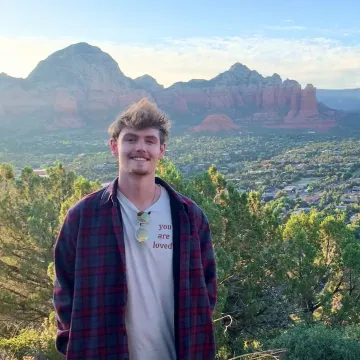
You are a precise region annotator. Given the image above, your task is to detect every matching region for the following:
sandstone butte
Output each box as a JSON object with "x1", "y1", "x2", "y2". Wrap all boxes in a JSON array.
[
  {"x1": 0, "y1": 42, "x2": 338, "y2": 133},
  {"x1": 191, "y1": 114, "x2": 240, "y2": 132}
]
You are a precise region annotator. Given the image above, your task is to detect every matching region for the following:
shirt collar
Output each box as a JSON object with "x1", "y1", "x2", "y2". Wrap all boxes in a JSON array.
[{"x1": 100, "y1": 177, "x2": 186, "y2": 207}]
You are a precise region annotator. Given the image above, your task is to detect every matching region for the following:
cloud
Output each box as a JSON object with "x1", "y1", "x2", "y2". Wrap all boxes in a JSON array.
[
  {"x1": 0, "y1": 34, "x2": 359, "y2": 89},
  {"x1": 264, "y1": 25, "x2": 307, "y2": 31},
  {"x1": 311, "y1": 27, "x2": 360, "y2": 37}
]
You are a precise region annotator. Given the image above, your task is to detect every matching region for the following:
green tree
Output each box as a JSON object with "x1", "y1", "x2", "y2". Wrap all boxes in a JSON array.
[
  {"x1": 158, "y1": 163, "x2": 291, "y2": 357},
  {"x1": 3, "y1": 159, "x2": 360, "y2": 359},
  {"x1": 282, "y1": 211, "x2": 360, "y2": 324},
  {"x1": 0, "y1": 165, "x2": 100, "y2": 328},
  {"x1": 271, "y1": 324, "x2": 360, "y2": 360}
]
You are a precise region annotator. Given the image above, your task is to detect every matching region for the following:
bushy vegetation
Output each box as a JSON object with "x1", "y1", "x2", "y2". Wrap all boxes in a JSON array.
[
  {"x1": 1, "y1": 159, "x2": 360, "y2": 359},
  {"x1": 270, "y1": 324, "x2": 360, "y2": 360}
]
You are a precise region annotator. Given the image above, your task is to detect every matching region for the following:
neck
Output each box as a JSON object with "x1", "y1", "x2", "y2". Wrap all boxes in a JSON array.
[{"x1": 118, "y1": 172, "x2": 159, "y2": 212}]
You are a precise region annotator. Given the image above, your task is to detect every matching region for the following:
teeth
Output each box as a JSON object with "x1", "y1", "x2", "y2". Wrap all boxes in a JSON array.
[{"x1": 133, "y1": 157, "x2": 147, "y2": 161}]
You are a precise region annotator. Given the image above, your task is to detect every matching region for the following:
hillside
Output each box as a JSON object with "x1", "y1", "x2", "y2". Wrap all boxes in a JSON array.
[
  {"x1": 317, "y1": 89, "x2": 360, "y2": 111},
  {"x1": 0, "y1": 42, "x2": 351, "y2": 135}
]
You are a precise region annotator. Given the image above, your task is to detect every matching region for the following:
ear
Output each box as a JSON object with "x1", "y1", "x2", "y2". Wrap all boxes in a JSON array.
[
  {"x1": 159, "y1": 143, "x2": 166, "y2": 159},
  {"x1": 109, "y1": 138, "x2": 118, "y2": 157}
]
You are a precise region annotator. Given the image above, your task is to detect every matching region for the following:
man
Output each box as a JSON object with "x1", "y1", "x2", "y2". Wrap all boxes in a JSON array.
[{"x1": 53, "y1": 98, "x2": 217, "y2": 360}]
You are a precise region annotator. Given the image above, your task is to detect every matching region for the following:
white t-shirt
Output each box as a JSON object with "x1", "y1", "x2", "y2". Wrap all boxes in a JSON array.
[{"x1": 117, "y1": 185, "x2": 176, "y2": 360}]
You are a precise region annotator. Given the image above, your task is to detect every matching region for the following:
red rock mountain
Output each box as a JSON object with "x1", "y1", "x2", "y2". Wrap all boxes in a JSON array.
[
  {"x1": 0, "y1": 42, "x2": 338, "y2": 134},
  {"x1": 192, "y1": 114, "x2": 240, "y2": 132}
]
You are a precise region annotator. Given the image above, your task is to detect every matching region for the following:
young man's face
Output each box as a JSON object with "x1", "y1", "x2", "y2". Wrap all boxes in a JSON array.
[{"x1": 110, "y1": 127, "x2": 166, "y2": 177}]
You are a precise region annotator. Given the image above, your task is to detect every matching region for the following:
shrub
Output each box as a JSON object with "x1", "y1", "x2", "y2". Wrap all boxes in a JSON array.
[
  {"x1": 0, "y1": 313, "x2": 63, "y2": 360},
  {"x1": 270, "y1": 324, "x2": 360, "y2": 360}
]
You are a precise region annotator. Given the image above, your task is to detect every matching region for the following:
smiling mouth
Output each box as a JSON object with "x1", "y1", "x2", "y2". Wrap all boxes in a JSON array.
[{"x1": 131, "y1": 157, "x2": 148, "y2": 161}]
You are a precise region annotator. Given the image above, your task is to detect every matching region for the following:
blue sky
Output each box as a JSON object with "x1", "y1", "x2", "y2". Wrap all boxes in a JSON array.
[{"x1": 0, "y1": 0, "x2": 359, "y2": 88}]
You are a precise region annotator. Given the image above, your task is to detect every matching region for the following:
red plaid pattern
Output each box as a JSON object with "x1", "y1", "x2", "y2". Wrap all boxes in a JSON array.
[{"x1": 53, "y1": 177, "x2": 217, "y2": 359}]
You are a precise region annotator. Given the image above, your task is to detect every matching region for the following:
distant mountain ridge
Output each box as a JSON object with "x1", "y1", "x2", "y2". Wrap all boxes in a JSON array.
[
  {"x1": 0, "y1": 42, "x2": 356, "y2": 135},
  {"x1": 27, "y1": 42, "x2": 136, "y2": 88},
  {"x1": 317, "y1": 89, "x2": 360, "y2": 111}
]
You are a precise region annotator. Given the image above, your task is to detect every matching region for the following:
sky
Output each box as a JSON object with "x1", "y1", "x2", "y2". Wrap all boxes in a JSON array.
[{"x1": 0, "y1": 0, "x2": 359, "y2": 89}]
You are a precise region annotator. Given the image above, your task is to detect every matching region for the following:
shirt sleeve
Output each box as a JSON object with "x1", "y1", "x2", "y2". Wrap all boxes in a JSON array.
[
  {"x1": 52, "y1": 206, "x2": 78, "y2": 355},
  {"x1": 198, "y1": 211, "x2": 217, "y2": 313}
]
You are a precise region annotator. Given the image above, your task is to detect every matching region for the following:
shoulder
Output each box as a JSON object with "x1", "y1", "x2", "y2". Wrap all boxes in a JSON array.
[
  {"x1": 64, "y1": 186, "x2": 108, "y2": 221},
  {"x1": 175, "y1": 191, "x2": 212, "y2": 240},
  {"x1": 56, "y1": 187, "x2": 109, "y2": 245},
  {"x1": 157, "y1": 177, "x2": 209, "y2": 226},
  {"x1": 173, "y1": 189, "x2": 208, "y2": 225}
]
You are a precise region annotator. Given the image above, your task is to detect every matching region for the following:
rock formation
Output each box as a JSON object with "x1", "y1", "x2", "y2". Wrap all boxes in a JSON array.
[
  {"x1": 191, "y1": 114, "x2": 240, "y2": 132},
  {"x1": 0, "y1": 42, "x2": 339, "y2": 133},
  {"x1": 133, "y1": 75, "x2": 164, "y2": 92},
  {"x1": 276, "y1": 84, "x2": 337, "y2": 131},
  {"x1": 285, "y1": 84, "x2": 318, "y2": 123}
]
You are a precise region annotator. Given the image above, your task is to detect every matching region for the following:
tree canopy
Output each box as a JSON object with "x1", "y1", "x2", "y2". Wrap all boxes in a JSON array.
[{"x1": 1, "y1": 160, "x2": 360, "y2": 359}]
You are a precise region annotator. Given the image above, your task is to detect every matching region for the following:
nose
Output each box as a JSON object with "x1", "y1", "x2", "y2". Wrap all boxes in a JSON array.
[{"x1": 135, "y1": 138, "x2": 146, "y2": 152}]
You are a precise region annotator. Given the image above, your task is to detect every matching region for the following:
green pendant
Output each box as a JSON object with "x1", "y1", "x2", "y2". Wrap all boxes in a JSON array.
[
  {"x1": 136, "y1": 227, "x2": 149, "y2": 242},
  {"x1": 137, "y1": 211, "x2": 151, "y2": 224}
]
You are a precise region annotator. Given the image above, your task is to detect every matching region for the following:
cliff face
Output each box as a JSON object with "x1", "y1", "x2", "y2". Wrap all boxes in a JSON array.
[
  {"x1": 133, "y1": 75, "x2": 164, "y2": 92},
  {"x1": 284, "y1": 84, "x2": 318, "y2": 122},
  {"x1": 0, "y1": 43, "x2": 149, "y2": 129},
  {"x1": 0, "y1": 42, "x2": 338, "y2": 133},
  {"x1": 152, "y1": 66, "x2": 299, "y2": 112},
  {"x1": 277, "y1": 84, "x2": 337, "y2": 132}
]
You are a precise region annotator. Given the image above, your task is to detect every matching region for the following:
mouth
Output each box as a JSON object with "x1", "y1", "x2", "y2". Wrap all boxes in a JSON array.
[{"x1": 130, "y1": 156, "x2": 149, "y2": 162}]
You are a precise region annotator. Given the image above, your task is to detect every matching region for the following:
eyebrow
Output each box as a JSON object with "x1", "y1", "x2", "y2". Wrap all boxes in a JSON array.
[{"x1": 123, "y1": 133, "x2": 158, "y2": 141}]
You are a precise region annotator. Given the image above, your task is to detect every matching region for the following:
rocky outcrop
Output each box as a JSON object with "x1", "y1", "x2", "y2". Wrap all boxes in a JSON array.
[
  {"x1": 153, "y1": 86, "x2": 246, "y2": 111},
  {"x1": 54, "y1": 89, "x2": 78, "y2": 113},
  {"x1": 134, "y1": 75, "x2": 164, "y2": 92},
  {"x1": 284, "y1": 86, "x2": 302, "y2": 123},
  {"x1": 275, "y1": 84, "x2": 337, "y2": 131},
  {"x1": 0, "y1": 42, "x2": 339, "y2": 133},
  {"x1": 153, "y1": 65, "x2": 300, "y2": 113},
  {"x1": 299, "y1": 84, "x2": 318, "y2": 118},
  {"x1": 191, "y1": 114, "x2": 240, "y2": 132},
  {"x1": 151, "y1": 67, "x2": 332, "y2": 132},
  {"x1": 0, "y1": 85, "x2": 48, "y2": 115},
  {"x1": 285, "y1": 84, "x2": 318, "y2": 123},
  {"x1": 49, "y1": 88, "x2": 83, "y2": 129},
  {"x1": 0, "y1": 42, "x2": 149, "y2": 130},
  {"x1": 27, "y1": 42, "x2": 134, "y2": 89}
]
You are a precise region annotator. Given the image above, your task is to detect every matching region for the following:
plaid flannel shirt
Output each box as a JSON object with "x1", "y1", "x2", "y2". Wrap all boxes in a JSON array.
[{"x1": 53, "y1": 177, "x2": 217, "y2": 359}]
